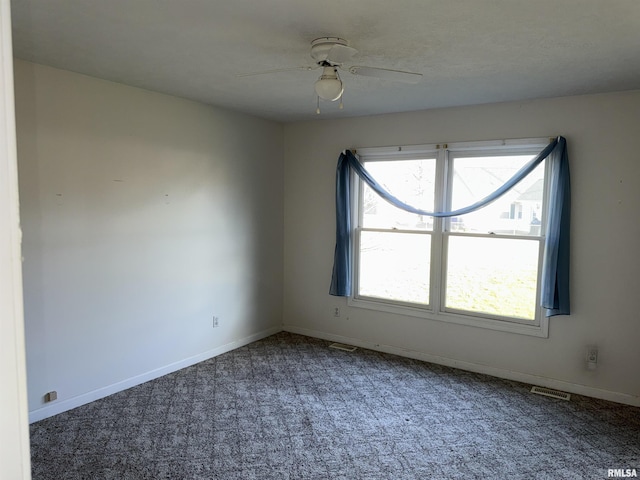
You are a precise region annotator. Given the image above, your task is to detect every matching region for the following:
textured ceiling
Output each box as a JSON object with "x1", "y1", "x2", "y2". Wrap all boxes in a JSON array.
[{"x1": 10, "y1": 0, "x2": 640, "y2": 122}]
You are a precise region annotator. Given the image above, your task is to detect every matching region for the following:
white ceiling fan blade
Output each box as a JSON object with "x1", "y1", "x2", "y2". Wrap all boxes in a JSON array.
[
  {"x1": 326, "y1": 44, "x2": 358, "y2": 64},
  {"x1": 236, "y1": 65, "x2": 317, "y2": 78},
  {"x1": 348, "y1": 66, "x2": 423, "y2": 84}
]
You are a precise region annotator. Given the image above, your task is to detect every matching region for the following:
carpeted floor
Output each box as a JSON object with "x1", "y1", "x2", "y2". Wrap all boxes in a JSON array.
[{"x1": 30, "y1": 332, "x2": 640, "y2": 479}]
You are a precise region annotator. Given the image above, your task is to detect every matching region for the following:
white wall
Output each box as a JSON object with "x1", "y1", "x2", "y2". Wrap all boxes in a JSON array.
[
  {"x1": 15, "y1": 60, "x2": 284, "y2": 420},
  {"x1": 283, "y1": 91, "x2": 640, "y2": 405}
]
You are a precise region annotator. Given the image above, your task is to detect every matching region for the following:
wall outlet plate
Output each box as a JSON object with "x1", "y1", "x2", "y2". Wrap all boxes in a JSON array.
[
  {"x1": 586, "y1": 346, "x2": 598, "y2": 370},
  {"x1": 44, "y1": 391, "x2": 57, "y2": 402}
]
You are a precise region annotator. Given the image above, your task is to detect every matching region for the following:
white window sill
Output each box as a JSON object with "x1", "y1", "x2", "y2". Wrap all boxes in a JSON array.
[{"x1": 347, "y1": 296, "x2": 549, "y2": 338}]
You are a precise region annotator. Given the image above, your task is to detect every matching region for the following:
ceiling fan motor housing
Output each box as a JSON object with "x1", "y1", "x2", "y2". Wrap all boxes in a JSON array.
[{"x1": 310, "y1": 37, "x2": 348, "y2": 64}]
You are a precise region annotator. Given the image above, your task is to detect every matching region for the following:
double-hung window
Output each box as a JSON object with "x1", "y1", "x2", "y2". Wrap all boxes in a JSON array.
[{"x1": 351, "y1": 138, "x2": 551, "y2": 336}]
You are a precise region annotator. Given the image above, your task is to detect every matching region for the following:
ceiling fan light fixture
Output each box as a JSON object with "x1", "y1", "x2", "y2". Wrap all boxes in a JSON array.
[{"x1": 314, "y1": 66, "x2": 344, "y2": 101}]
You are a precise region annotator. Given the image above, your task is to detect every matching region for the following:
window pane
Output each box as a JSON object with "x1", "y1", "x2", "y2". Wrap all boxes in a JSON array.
[
  {"x1": 451, "y1": 156, "x2": 545, "y2": 236},
  {"x1": 445, "y1": 236, "x2": 539, "y2": 320},
  {"x1": 358, "y1": 231, "x2": 430, "y2": 305},
  {"x1": 362, "y1": 159, "x2": 436, "y2": 230}
]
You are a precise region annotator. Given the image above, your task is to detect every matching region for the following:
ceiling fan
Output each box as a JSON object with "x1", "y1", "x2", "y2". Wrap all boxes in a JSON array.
[{"x1": 238, "y1": 37, "x2": 423, "y2": 113}]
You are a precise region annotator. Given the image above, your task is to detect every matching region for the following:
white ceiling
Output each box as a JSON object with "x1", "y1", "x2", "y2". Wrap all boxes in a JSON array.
[{"x1": 10, "y1": 0, "x2": 640, "y2": 123}]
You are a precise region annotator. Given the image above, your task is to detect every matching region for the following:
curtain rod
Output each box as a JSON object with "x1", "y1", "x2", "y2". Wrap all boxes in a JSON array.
[{"x1": 348, "y1": 137, "x2": 559, "y2": 156}]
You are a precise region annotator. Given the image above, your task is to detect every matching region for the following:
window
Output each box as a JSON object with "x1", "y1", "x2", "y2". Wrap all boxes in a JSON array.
[{"x1": 350, "y1": 139, "x2": 551, "y2": 336}]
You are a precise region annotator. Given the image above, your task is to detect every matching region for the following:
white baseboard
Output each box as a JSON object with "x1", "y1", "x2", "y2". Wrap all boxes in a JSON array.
[
  {"x1": 283, "y1": 325, "x2": 640, "y2": 408},
  {"x1": 29, "y1": 326, "x2": 282, "y2": 423}
]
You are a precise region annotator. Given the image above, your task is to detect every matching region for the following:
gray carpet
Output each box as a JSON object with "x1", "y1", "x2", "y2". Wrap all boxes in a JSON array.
[{"x1": 30, "y1": 332, "x2": 640, "y2": 479}]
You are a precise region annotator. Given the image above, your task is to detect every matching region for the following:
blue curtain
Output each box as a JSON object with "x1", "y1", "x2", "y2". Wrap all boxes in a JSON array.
[{"x1": 329, "y1": 137, "x2": 571, "y2": 317}]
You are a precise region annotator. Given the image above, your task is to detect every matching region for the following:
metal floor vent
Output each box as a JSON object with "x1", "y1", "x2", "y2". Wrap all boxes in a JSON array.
[
  {"x1": 329, "y1": 343, "x2": 358, "y2": 352},
  {"x1": 530, "y1": 386, "x2": 571, "y2": 401}
]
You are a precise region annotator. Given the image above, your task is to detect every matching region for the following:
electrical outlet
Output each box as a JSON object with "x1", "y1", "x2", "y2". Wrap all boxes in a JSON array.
[
  {"x1": 44, "y1": 391, "x2": 57, "y2": 402},
  {"x1": 213, "y1": 316, "x2": 220, "y2": 328},
  {"x1": 333, "y1": 307, "x2": 340, "y2": 317},
  {"x1": 586, "y1": 346, "x2": 598, "y2": 370}
]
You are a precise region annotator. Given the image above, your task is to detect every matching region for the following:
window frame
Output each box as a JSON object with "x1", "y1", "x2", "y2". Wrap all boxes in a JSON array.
[{"x1": 348, "y1": 138, "x2": 551, "y2": 338}]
